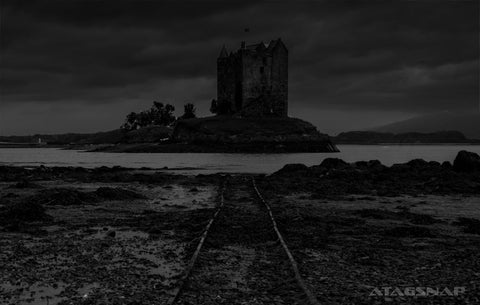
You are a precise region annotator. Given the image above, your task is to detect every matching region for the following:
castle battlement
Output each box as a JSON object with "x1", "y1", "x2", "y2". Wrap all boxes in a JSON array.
[{"x1": 217, "y1": 39, "x2": 288, "y2": 117}]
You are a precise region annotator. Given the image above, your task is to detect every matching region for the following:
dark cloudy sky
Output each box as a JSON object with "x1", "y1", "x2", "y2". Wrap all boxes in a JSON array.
[{"x1": 0, "y1": 0, "x2": 478, "y2": 136}]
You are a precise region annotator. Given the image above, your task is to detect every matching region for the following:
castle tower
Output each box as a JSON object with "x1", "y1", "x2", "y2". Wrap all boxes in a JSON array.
[{"x1": 216, "y1": 38, "x2": 288, "y2": 117}]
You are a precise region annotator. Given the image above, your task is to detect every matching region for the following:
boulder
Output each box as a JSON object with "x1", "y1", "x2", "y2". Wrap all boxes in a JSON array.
[
  {"x1": 406, "y1": 159, "x2": 430, "y2": 169},
  {"x1": 453, "y1": 150, "x2": 480, "y2": 172},
  {"x1": 320, "y1": 158, "x2": 350, "y2": 170},
  {"x1": 354, "y1": 160, "x2": 385, "y2": 171},
  {"x1": 441, "y1": 161, "x2": 452, "y2": 169},
  {"x1": 273, "y1": 164, "x2": 309, "y2": 176}
]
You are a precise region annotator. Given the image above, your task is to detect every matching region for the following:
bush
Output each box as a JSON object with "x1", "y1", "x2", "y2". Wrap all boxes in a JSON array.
[{"x1": 180, "y1": 103, "x2": 197, "y2": 119}]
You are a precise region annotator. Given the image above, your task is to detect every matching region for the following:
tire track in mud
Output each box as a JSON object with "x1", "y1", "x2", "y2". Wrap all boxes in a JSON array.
[
  {"x1": 166, "y1": 179, "x2": 227, "y2": 304},
  {"x1": 171, "y1": 175, "x2": 319, "y2": 305}
]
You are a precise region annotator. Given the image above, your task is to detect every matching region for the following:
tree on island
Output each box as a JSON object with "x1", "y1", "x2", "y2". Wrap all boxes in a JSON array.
[
  {"x1": 179, "y1": 103, "x2": 197, "y2": 119},
  {"x1": 121, "y1": 101, "x2": 176, "y2": 131},
  {"x1": 151, "y1": 102, "x2": 176, "y2": 126}
]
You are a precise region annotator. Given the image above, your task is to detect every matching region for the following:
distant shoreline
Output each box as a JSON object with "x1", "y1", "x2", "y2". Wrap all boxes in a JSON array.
[
  {"x1": 336, "y1": 143, "x2": 480, "y2": 146},
  {"x1": 0, "y1": 144, "x2": 64, "y2": 148},
  {"x1": 82, "y1": 141, "x2": 339, "y2": 153},
  {"x1": 3, "y1": 142, "x2": 480, "y2": 151},
  {"x1": 332, "y1": 130, "x2": 480, "y2": 145}
]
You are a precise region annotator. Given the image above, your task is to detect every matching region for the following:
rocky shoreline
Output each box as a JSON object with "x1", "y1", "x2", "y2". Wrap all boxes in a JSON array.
[{"x1": 264, "y1": 150, "x2": 480, "y2": 198}]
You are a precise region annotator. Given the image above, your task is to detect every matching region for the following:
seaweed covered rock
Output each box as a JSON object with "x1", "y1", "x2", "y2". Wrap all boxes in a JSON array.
[
  {"x1": 319, "y1": 158, "x2": 350, "y2": 170},
  {"x1": 390, "y1": 159, "x2": 443, "y2": 177},
  {"x1": 442, "y1": 161, "x2": 453, "y2": 169},
  {"x1": 354, "y1": 160, "x2": 386, "y2": 171},
  {"x1": 453, "y1": 150, "x2": 480, "y2": 172},
  {"x1": 406, "y1": 159, "x2": 430, "y2": 169},
  {"x1": 272, "y1": 164, "x2": 310, "y2": 176},
  {"x1": 268, "y1": 150, "x2": 480, "y2": 197}
]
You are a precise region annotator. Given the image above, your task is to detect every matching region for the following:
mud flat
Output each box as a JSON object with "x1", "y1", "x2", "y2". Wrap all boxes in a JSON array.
[
  {"x1": 1, "y1": 150, "x2": 480, "y2": 304},
  {"x1": 0, "y1": 167, "x2": 222, "y2": 304}
]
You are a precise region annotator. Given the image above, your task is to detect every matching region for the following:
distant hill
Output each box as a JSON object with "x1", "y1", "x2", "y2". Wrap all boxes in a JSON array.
[
  {"x1": 333, "y1": 130, "x2": 479, "y2": 144},
  {"x1": 373, "y1": 112, "x2": 480, "y2": 139},
  {"x1": 0, "y1": 126, "x2": 172, "y2": 145}
]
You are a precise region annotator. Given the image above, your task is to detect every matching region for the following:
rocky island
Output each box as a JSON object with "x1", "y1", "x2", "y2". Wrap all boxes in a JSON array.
[
  {"x1": 96, "y1": 39, "x2": 338, "y2": 153},
  {"x1": 93, "y1": 116, "x2": 337, "y2": 153}
]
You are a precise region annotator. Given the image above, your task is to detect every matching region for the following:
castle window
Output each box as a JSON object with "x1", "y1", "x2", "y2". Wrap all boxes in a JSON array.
[
  {"x1": 260, "y1": 67, "x2": 264, "y2": 74},
  {"x1": 263, "y1": 57, "x2": 267, "y2": 65}
]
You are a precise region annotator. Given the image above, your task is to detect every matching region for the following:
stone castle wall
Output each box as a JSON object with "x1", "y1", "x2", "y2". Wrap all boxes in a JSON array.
[
  {"x1": 270, "y1": 44, "x2": 288, "y2": 116},
  {"x1": 217, "y1": 57, "x2": 236, "y2": 112},
  {"x1": 217, "y1": 39, "x2": 288, "y2": 117}
]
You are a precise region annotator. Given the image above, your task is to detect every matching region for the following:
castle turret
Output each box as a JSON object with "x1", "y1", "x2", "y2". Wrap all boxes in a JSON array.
[{"x1": 218, "y1": 45, "x2": 228, "y2": 58}]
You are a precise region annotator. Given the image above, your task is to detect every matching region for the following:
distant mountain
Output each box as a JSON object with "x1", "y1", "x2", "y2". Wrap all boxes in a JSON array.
[
  {"x1": 333, "y1": 130, "x2": 479, "y2": 144},
  {"x1": 372, "y1": 112, "x2": 480, "y2": 139}
]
